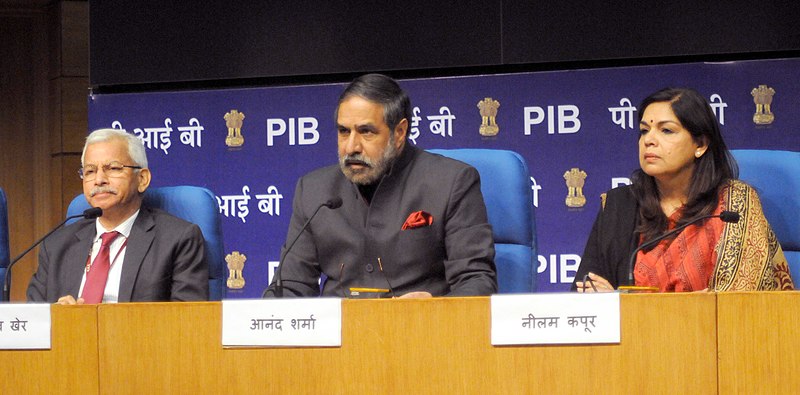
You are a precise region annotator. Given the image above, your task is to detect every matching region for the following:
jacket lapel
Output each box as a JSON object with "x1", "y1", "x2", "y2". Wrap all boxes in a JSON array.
[
  {"x1": 117, "y1": 208, "x2": 155, "y2": 302},
  {"x1": 64, "y1": 221, "x2": 96, "y2": 298}
]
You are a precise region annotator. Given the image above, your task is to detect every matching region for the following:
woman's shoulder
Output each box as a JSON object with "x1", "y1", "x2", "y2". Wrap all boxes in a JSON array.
[
  {"x1": 720, "y1": 179, "x2": 765, "y2": 214},
  {"x1": 601, "y1": 184, "x2": 636, "y2": 211},
  {"x1": 723, "y1": 179, "x2": 758, "y2": 198}
]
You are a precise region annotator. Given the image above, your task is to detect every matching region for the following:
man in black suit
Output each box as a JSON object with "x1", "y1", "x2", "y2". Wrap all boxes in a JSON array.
[
  {"x1": 264, "y1": 74, "x2": 497, "y2": 298},
  {"x1": 27, "y1": 128, "x2": 208, "y2": 303}
]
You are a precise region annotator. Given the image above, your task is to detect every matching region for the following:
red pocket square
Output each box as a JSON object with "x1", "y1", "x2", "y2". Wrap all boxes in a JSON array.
[{"x1": 402, "y1": 211, "x2": 434, "y2": 230}]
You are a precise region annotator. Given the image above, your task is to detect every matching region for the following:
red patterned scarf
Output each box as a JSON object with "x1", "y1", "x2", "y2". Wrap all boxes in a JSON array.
[{"x1": 635, "y1": 180, "x2": 793, "y2": 291}]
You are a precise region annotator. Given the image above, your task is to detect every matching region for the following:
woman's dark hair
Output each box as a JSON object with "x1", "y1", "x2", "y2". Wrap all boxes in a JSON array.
[
  {"x1": 334, "y1": 73, "x2": 411, "y2": 138},
  {"x1": 631, "y1": 87, "x2": 738, "y2": 244}
]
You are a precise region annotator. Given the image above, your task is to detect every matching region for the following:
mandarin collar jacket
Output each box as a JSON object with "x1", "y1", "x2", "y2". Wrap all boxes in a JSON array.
[{"x1": 267, "y1": 145, "x2": 498, "y2": 297}]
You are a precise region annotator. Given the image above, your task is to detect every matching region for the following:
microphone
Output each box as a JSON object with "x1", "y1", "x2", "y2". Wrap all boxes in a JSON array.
[
  {"x1": 625, "y1": 210, "x2": 740, "y2": 286},
  {"x1": 325, "y1": 197, "x2": 343, "y2": 210},
  {"x1": 3, "y1": 207, "x2": 103, "y2": 301},
  {"x1": 263, "y1": 197, "x2": 343, "y2": 298}
]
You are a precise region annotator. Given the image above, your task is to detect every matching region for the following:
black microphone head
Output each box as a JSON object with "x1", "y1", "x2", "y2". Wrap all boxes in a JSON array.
[
  {"x1": 719, "y1": 211, "x2": 740, "y2": 223},
  {"x1": 83, "y1": 207, "x2": 103, "y2": 219},
  {"x1": 325, "y1": 197, "x2": 343, "y2": 209}
]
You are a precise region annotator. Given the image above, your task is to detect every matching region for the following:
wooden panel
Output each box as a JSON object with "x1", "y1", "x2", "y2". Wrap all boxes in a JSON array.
[
  {"x1": 45, "y1": 1, "x2": 90, "y2": 79},
  {"x1": 9, "y1": 150, "x2": 73, "y2": 301},
  {"x1": 97, "y1": 302, "x2": 224, "y2": 394},
  {"x1": 717, "y1": 291, "x2": 800, "y2": 394},
  {"x1": 48, "y1": 75, "x2": 63, "y2": 154},
  {"x1": 47, "y1": 77, "x2": 88, "y2": 154},
  {"x1": 9, "y1": 291, "x2": 800, "y2": 395},
  {"x1": 0, "y1": 305, "x2": 99, "y2": 394},
  {"x1": 496, "y1": 293, "x2": 718, "y2": 394},
  {"x1": 61, "y1": 77, "x2": 89, "y2": 152},
  {"x1": 59, "y1": 1, "x2": 89, "y2": 77},
  {"x1": 97, "y1": 295, "x2": 717, "y2": 394},
  {"x1": 0, "y1": 9, "x2": 49, "y2": 302},
  {"x1": 4, "y1": 154, "x2": 74, "y2": 300},
  {"x1": 6, "y1": 1, "x2": 89, "y2": 301}
]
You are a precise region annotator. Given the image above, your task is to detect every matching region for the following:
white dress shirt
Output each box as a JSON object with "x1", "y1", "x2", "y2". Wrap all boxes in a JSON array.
[{"x1": 77, "y1": 210, "x2": 140, "y2": 303}]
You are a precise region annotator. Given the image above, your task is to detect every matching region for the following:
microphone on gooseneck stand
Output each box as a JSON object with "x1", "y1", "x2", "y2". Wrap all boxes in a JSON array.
[
  {"x1": 3, "y1": 207, "x2": 103, "y2": 302},
  {"x1": 624, "y1": 210, "x2": 740, "y2": 287},
  {"x1": 262, "y1": 197, "x2": 343, "y2": 298}
]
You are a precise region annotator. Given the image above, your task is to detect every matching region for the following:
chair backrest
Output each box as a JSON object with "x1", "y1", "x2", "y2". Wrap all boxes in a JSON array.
[
  {"x1": 67, "y1": 186, "x2": 226, "y2": 300},
  {"x1": 0, "y1": 188, "x2": 10, "y2": 291},
  {"x1": 731, "y1": 149, "x2": 800, "y2": 285},
  {"x1": 428, "y1": 149, "x2": 537, "y2": 293}
]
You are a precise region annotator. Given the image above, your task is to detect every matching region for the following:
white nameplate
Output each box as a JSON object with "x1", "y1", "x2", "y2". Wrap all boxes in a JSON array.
[
  {"x1": 222, "y1": 298, "x2": 342, "y2": 347},
  {"x1": 0, "y1": 304, "x2": 51, "y2": 350},
  {"x1": 491, "y1": 292, "x2": 620, "y2": 345}
]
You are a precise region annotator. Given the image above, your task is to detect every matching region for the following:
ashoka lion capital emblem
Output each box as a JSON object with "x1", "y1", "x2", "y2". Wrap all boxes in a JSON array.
[
  {"x1": 477, "y1": 97, "x2": 500, "y2": 136},
  {"x1": 751, "y1": 85, "x2": 775, "y2": 125},
  {"x1": 564, "y1": 168, "x2": 587, "y2": 208},
  {"x1": 226, "y1": 251, "x2": 247, "y2": 289},
  {"x1": 224, "y1": 110, "x2": 246, "y2": 147}
]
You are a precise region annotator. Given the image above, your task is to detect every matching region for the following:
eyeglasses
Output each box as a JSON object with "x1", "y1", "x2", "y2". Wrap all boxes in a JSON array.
[{"x1": 78, "y1": 161, "x2": 142, "y2": 180}]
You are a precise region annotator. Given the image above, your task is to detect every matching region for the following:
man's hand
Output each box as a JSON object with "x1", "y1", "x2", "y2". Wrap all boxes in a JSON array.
[
  {"x1": 56, "y1": 295, "x2": 86, "y2": 305},
  {"x1": 397, "y1": 291, "x2": 433, "y2": 299}
]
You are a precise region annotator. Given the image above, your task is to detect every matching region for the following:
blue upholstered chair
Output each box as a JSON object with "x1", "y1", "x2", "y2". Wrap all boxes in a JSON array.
[
  {"x1": 0, "y1": 188, "x2": 10, "y2": 296},
  {"x1": 428, "y1": 149, "x2": 537, "y2": 293},
  {"x1": 67, "y1": 186, "x2": 226, "y2": 300},
  {"x1": 731, "y1": 149, "x2": 800, "y2": 285}
]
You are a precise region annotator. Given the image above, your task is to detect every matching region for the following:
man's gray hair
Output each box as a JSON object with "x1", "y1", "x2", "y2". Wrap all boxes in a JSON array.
[{"x1": 81, "y1": 128, "x2": 149, "y2": 168}]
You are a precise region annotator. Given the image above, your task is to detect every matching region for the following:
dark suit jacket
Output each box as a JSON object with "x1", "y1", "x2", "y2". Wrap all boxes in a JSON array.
[
  {"x1": 267, "y1": 145, "x2": 497, "y2": 297},
  {"x1": 27, "y1": 206, "x2": 209, "y2": 302},
  {"x1": 572, "y1": 185, "x2": 639, "y2": 290}
]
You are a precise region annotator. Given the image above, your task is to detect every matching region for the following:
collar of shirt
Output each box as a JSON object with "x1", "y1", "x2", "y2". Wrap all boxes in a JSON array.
[
  {"x1": 93, "y1": 209, "x2": 140, "y2": 242},
  {"x1": 81, "y1": 209, "x2": 141, "y2": 303}
]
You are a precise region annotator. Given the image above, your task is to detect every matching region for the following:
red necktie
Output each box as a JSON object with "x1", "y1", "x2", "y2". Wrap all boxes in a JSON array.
[{"x1": 81, "y1": 231, "x2": 120, "y2": 304}]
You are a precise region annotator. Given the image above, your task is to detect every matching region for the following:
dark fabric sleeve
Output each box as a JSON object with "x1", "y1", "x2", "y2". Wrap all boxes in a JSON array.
[
  {"x1": 25, "y1": 222, "x2": 93, "y2": 303},
  {"x1": 263, "y1": 177, "x2": 323, "y2": 297},
  {"x1": 169, "y1": 224, "x2": 209, "y2": 301},
  {"x1": 442, "y1": 166, "x2": 498, "y2": 296},
  {"x1": 572, "y1": 208, "x2": 607, "y2": 290},
  {"x1": 572, "y1": 186, "x2": 639, "y2": 290},
  {"x1": 26, "y1": 244, "x2": 50, "y2": 302}
]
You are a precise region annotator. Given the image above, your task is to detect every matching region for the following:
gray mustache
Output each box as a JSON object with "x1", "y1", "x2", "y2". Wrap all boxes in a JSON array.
[{"x1": 90, "y1": 186, "x2": 118, "y2": 197}]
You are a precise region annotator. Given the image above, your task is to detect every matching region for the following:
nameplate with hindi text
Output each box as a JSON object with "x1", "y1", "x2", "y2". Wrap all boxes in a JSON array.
[
  {"x1": 222, "y1": 298, "x2": 342, "y2": 347},
  {"x1": 0, "y1": 304, "x2": 51, "y2": 349},
  {"x1": 491, "y1": 293, "x2": 620, "y2": 345}
]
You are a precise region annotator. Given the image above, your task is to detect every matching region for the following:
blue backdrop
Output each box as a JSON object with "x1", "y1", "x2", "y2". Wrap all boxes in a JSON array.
[{"x1": 88, "y1": 58, "x2": 800, "y2": 297}]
